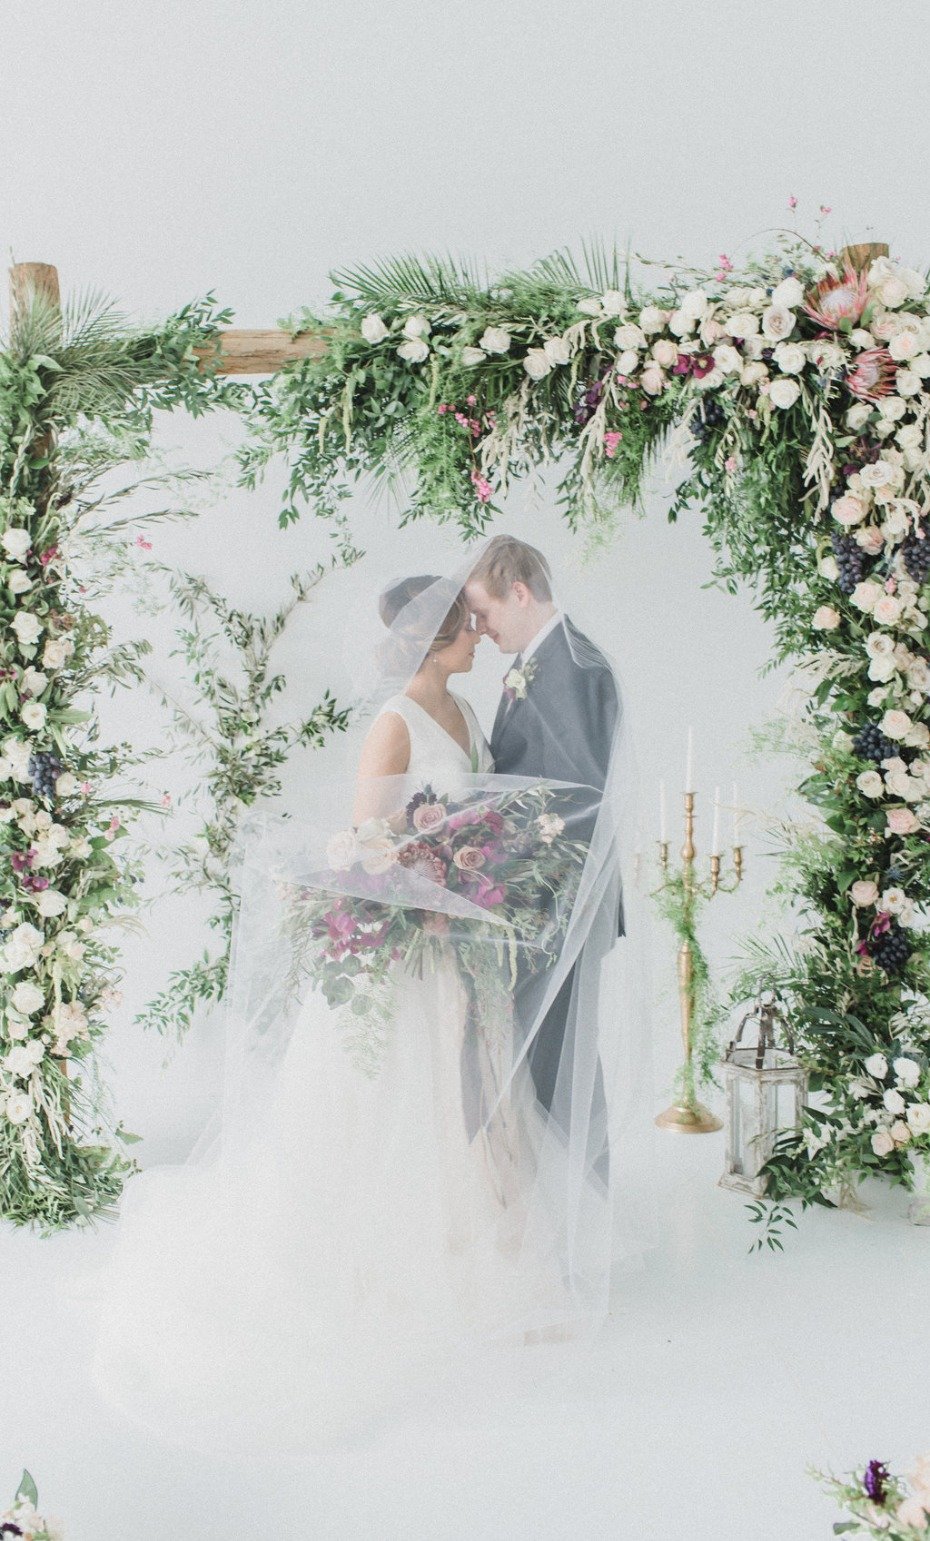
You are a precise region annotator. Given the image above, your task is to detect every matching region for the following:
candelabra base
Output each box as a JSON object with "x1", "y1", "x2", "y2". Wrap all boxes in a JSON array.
[{"x1": 655, "y1": 1099, "x2": 723, "y2": 1134}]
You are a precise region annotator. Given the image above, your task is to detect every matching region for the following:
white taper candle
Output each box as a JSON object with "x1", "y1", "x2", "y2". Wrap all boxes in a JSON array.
[
  {"x1": 659, "y1": 779, "x2": 667, "y2": 842},
  {"x1": 711, "y1": 786, "x2": 721, "y2": 855},
  {"x1": 685, "y1": 727, "x2": 694, "y2": 794}
]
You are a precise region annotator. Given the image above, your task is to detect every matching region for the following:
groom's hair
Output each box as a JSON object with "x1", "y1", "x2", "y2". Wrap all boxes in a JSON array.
[{"x1": 469, "y1": 535, "x2": 552, "y2": 601}]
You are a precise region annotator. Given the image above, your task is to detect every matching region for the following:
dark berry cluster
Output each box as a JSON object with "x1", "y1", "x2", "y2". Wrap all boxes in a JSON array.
[
  {"x1": 902, "y1": 528, "x2": 930, "y2": 586},
  {"x1": 573, "y1": 379, "x2": 604, "y2": 427},
  {"x1": 871, "y1": 922, "x2": 911, "y2": 975},
  {"x1": 852, "y1": 724, "x2": 900, "y2": 764},
  {"x1": 830, "y1": 530, "x2": 869, "y2": 596},
  {"x1": 27, "y1": 750, "x2": 62, "y2": 800},
  {"x1": 689, "y1": 397, "x2": 725, "y2": 444}
]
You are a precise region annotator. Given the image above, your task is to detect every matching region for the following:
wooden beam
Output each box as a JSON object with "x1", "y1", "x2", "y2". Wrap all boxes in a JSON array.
[
  {"x1": 9, "y1": 260, "x2": 61, "y2": 317},
  {"x1": 193, "y1": 327, "x2": 331, "y2": 375}
]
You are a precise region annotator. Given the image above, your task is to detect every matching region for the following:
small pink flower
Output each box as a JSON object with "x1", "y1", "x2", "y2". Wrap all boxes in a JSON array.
[
  {"x1": 470, "y1": 468, "x2": 492, "y2": 504},
  {"x1": 108, "y1": 814, "x2": 121, "y2": 832},
  {"x1": 437, "y1": 403, "x2": 449, "y2": 415},
  {"x1": 724, "y1": 455, "x2": 737, "y2": 473},
  {"x1": 80, "y1": 781, "x2": 92, "y2": 795},
  {"x1": 603, "y1": 431, "x2": 623, "y2": 459},
  {"x1": 161, "y1": 792, "x2": 172, "y2": 807},
  {"x1": 38, "y1": 544, "x2": 59, "y2": 566},
  {"x1": 788, "y1": 195, "x2": 798, "y2": 210},
  {"x1": 135, "y1": 534, "x2": 152, "y2": 551},
  {"x1": 466, "y1": 394, "x2": 476, "y2": 406},
  {"x1": 820, "y1": 204, "x2": 832, "y2": 215},
  {"x1": 471, "y1": 881, "x2": 506, "y2": 910}
]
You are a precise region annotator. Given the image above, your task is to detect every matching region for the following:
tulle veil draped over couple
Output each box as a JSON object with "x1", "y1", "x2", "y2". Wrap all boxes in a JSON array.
[{"x1": 84, "y1": 532, "x2": 657, "y2": 1448}]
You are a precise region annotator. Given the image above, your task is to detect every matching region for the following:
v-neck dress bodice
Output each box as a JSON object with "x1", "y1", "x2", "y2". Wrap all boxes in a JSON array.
[{"x1": 378, "y1": 692, "x2": 494, "y2": 781}]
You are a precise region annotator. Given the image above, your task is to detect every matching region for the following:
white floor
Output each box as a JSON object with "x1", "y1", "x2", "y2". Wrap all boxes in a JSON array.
[{"x1": 4, "y1": 1124, "x2": 927, "y2": 1541}]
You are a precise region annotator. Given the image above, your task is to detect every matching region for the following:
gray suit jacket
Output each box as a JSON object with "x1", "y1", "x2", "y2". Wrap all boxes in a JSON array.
[{"x1": 490, "y1": 617, "x2": 624, "y2": 935}]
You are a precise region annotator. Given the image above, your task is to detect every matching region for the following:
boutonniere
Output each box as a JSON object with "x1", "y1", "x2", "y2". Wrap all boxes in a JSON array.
[{"x1": 503, "y1": 657, "x2": 538, "y2": 704}]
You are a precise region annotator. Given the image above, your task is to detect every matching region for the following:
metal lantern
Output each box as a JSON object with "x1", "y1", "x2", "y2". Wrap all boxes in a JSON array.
[{"x1": 719, "y1": 992, "x2": 808, "y2": 1196}]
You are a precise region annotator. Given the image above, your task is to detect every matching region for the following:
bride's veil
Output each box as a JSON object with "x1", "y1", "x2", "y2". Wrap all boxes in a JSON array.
[{"x1": 210, "y1": 533, "x2": 659, "y2": 1336}]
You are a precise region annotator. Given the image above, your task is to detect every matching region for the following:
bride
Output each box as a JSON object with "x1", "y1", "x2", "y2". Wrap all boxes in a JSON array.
[{"x1": 79, "y1": 540, "x2": 656, "y2": 1451}]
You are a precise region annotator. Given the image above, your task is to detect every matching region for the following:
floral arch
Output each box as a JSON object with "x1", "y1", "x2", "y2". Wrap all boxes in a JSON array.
[{"x1": 1, "y1": 233, "x2": 929, "y2": 1232}]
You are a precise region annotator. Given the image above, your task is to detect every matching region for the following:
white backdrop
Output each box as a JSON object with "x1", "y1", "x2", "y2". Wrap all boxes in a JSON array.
[{"x1": 2, "y1": 0, "x2": 929, "y2": 1166}]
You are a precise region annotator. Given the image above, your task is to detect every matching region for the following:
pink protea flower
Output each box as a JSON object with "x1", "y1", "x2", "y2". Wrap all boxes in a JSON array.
[
  {"x1": 397, "y1": 841, "x2": 448, "y2": 886},
  {"x1": 845, "y1": 347, "x2": 897, "y2": 400},
  {"x1": 802, "y1": 261, "x2": 870, "y2": 330}
]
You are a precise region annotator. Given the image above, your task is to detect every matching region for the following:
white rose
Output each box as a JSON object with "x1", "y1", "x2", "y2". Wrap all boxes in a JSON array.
[
  {"x1": 739, "y1": 361, "x2": 768, "y2": 387},
  {"x1": 879, "y1": 276, "x2": 909, "y2": 309},
  {"x1": 891, "y1": 1119, "x2": 912, "y2": 1145},
  {"x1": 878, "y1": 395, "x2": 907, "y2": 422},
  {"x1": 21, "y1": 669, "x2": 47, "y2": 696},
  {"x1": 771, "y1": 275, "x2": 805, "y2": 308},
  {"x1": 478, "y1": 327, "x2": 511, "y2": 354},
  {"x1": 41, "y1": 639, "x2": 70, "y2": 669},
  {"x1": 651, "y1": 338, "x2": 679, "y2": 368},
  {"x1": 712, "y1": 344, "x2": 742, "y2": 375},
  {"x1": 397, "y1": 338, "x2": 429, "y2": 364},
  {"x1": 906, "y1": 1103, "x2": 930, "y2": 1134},
  {"x1": 769, "y1": 377, "x2": 800, "y2": 410},
  {"x1": 613, "y1": 322, "x2": 646, "y2": 351},
  {"x1": 402, "y1": 313, "x2": 431, "y2": 340},
  {"x1": 896, "y1": 424, "x2": 923, "y2": 449},
  {"x1": 326, "y1": 831, "x2": 358, "y2": 871},
  {"x1": 34, "y1": 889, "x2": 67, "y2": 918},
  {"x1": 889, "y1": 328, "x2": 919, "y2": 361},
  {"x1": 860, "y1": 459, "x2": 896, "y2": 489},
  {"x1": 865, "y1": 1052, "x2": 889, "y2": 1079},
  {"x1": 11, "y1": 981, "x2": 44, "y2": 1015},
  {"x1": 616, "y1": 349, "x2": 639, "y2": 375},
  {"x1": 360, "y1": 313, "x2": 388, "y2": 344},
  {"x1": 832, "y1": 495, "x2": 867, "y2": 527},
  {"x1": 640, "y1": 364, "x2": 666, "y2": 396},
  {"x1": 576, "y1": 296, "x2": 603, "y2": 317},
  {"x1": 20, "y1": 702, "x2": 46, "y2": 731},
  {"x1": 460, "y1": 346, "x2": 487, "y2": 366},
  {"x1": 1, "y1": 529, "x2": 30, "y2": 560},
  {"x1": 812, "y1": 605, "x2": 840, "y2": 631},
  {"x1": 871, "y1": 1127, "x2": 895, "y2": 1157},
  {"x1": 846, "y1": 403, "x2": 872, "y2": 430},
  {"x1": 599, "y1": 290, "x2": 626, "y2": 317},
  {"x1": 856, "y1": 770, "x2": 884, "y2": 798},
  {"x1": 4, "y1": 1044, "x2": 35, "y2": 1078},
  {"x1": 638, "y1": 306, "x2": 667, "y2": 334},
  {"x1": 886, "y1": 769, "x2": 921, "y2": 801},
  {"x1": 850, "y1": 880, "x2": 879, "y2": 907},
  {"x1": 542, "y1": 335, "x2": 571, "y2": 366},
  {"x1": 360, "y1": 837, "x2": 396, "y2": 875},
  {"x1": 884, "y1": 1087, "x2": 907, "y2": 1116},
  {"x1": 10, "y1": 612, "x2": 41, "y2": 646},
  {"x1": 872, "y1": 594, "x2": 902, "y2": 626},
  {"x1": 882, "y1": 709, "x2": 912, "y2": 740},
  {"x1": 773, "y1": 341, "x2": 806, "y2": 375},
  {"x1": 7, "y1": 570, "x2": 32, "y2": 595},
  {"x1": 726, "y1": 311, "x2": 760, "y2": 338},
  {"x1": 851, "y1": 580, "x2": 883, "y2": 613},
  {"x1": 522, "y1": 348, "x2": 552, "y2": 381},
  {"x1": 762, "y1": 305, "x2": 795, "y2": 341},
  {"x1": 909, "y1": 352, "x2": 930, "y2": 379},
  {"x1": 667, "y1": 309, "x2": 693, "y2": 337},
  {"x1": 678, "y1": 288, "x2": 709, "y2": 321},
  {"x1": 893, "y1": 1056, "x2": 921, "y2": 1087},
  {"x1": 866, "y1": 632, "x2": 894, "y2": 659},
  {"x1": 1, "y1": 923, "x2": 43, "y2": 973},
  {"x1": 55, "y1": 773, "x2": 77, "y2": 797},
  {"x1": 4, "y1": 1090, "x2": 32, "y2": 1125},
  {"x1": 819, "y1": 555, "x2": 840, "y2": 581}
]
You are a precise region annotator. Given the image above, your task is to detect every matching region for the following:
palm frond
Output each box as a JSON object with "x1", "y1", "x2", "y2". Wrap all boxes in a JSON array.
[
  {"x1": 329, "y1": 249, "x2": 489, "y2": 310},
  {"x1": 527, "y1": 238, "x2": 629, "y2": 296}
]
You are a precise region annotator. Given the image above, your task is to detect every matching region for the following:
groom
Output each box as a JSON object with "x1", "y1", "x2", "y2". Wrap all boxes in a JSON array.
[{"x1": 465, "y1": 535, "x2": 621, "y2": 1188}]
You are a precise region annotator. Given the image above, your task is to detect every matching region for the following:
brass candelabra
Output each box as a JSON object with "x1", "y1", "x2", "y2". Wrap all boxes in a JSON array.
[{"x1": 654, "y1": 790, "x2": 744, "y2": 1134}]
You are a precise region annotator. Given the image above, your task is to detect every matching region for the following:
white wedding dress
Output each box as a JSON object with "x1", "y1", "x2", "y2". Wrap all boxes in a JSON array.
[{"x1": 80, "y1": 691, "x2": 570, "y2": 1452}]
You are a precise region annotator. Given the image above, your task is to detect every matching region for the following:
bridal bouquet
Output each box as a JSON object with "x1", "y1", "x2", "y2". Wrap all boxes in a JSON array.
[{"x1": 284, "y1": 782, "x2": 588, "y2": 1072}]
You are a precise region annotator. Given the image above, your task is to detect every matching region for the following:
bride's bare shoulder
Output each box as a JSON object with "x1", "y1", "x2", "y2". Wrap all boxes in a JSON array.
[{"x1": 357, "y1": 708, "x2": 410, "y2": 777}]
